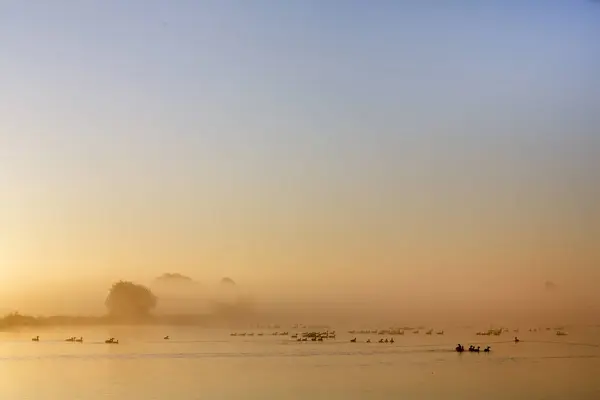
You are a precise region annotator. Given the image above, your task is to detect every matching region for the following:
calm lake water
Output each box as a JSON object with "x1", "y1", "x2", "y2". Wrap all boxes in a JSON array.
[{"x1": 1, "y1": 326, "x2": 599, "y2": 399}]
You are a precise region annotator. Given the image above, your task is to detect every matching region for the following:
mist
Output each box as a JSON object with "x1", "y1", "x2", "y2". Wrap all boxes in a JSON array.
[{"x1": 2, "y1": 270, "x2": 598, "y2": 329}]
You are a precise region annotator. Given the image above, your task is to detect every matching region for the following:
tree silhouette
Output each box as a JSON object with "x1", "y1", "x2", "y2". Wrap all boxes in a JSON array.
[{"x1": 105, "y1": 281, "x2": 157, "y2": 317}]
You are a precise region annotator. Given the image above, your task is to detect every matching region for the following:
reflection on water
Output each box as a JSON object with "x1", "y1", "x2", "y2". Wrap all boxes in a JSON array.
[{"x1": 1, "y1": 327, "x2": 599, "y2": 399}]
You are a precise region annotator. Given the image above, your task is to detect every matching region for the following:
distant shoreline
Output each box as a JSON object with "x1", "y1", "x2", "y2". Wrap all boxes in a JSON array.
[{"x1": 0, "y1": 312, "x2": 244, "y2": 330}]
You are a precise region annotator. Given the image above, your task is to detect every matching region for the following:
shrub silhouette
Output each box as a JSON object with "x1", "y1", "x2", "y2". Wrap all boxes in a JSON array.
[
  {"x1": 105, "y1": 281, "x2": 157, "y2": 317},
  {"x1": 220, "y1": 277, "x2": 236, "y2": 286},
  {"x1": 156, "y1": 273, "x2": 194, "y2": 282}
]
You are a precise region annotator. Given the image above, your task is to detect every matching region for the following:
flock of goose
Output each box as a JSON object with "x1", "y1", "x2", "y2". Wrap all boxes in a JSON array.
[
  {"x1": 456, "y1": 336, "x2": 521, "y2": 353},
  {"x1": 230, "y1": 328, "x2": 450, "y2": 343},
  {"x1": 230, "y1": 331, "x2": 337, "y2": 341},
  {"x1": 230, "y1": 331, "x2": 289, "y2": 337},
  {"x1": 476, "y1": 327, "x2": 568, "y2": 336},
  {"x1": 455, "y1": 345, "x2": 492, "y2": 353},
  {"x1": 350, "y1": 337, "x2": 395, "y2": 343},
  {"x1": 30, "y1": 335, "x2": 176, "y2": 344},
  {"x1": 28, "y1": 325, "x2": 569, "y2": 347},
  {"x1": 31, "y1": 335, "x2": 120, "y2": 344},
  {"x1": 348, "y1": 328, "x2": 444, "y2": 336},
  {"x1": 293, "y1": 331, "x2": 337, "y2": 341}
]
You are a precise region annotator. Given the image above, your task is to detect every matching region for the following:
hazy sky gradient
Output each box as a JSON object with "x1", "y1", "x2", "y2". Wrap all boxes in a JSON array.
[{"x1": 1, "y1": 1, "x2": 599, "y2": 311}]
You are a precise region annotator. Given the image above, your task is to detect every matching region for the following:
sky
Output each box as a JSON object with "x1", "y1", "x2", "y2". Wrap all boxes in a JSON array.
[{"x1": 1, "y1": 1, "x2": 599, "y2": 314}]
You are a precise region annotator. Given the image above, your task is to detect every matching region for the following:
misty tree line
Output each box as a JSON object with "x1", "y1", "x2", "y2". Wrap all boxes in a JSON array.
[{"x1": 106, "y1": 277, "x2": 247, "y2": 318}]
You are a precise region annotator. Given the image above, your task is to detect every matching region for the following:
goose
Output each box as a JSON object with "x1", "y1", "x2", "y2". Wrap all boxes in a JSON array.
[
  {"x1": 484, "y1": 346, "x2": 491, "y2": 353},
  {"x1": 350, "y1": 338, "x2": 357, "y2": 343},
  {"x1": 473, "y1": 346, "x2": 480, "y2": 353},
  {"x1": 366, "y1": 339, "x2": 371, "y2": 343},
  {"x1": 75, "y1": 337, "x2": 83, "y2": 343},
  {"x1": 32, "y1": 336, "x2": 40, "y2": 342},
  {"x1": 164, "y1": 336, "x2": 170, "y2": 340},
  {"x1": 514, "y1": 337, "x2": 520, "y2": 343},
  {"x1": 390, "y1": 338, "x2": 394, "y2": 344},
  {"x1": 455, "y1": 344, "x2": 464, "y2": 352}
]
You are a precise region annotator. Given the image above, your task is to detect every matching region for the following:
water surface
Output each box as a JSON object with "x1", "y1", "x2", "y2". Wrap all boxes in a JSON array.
[{"x1": 1, "y1": 326, "x2": 599, "y2": 399}]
